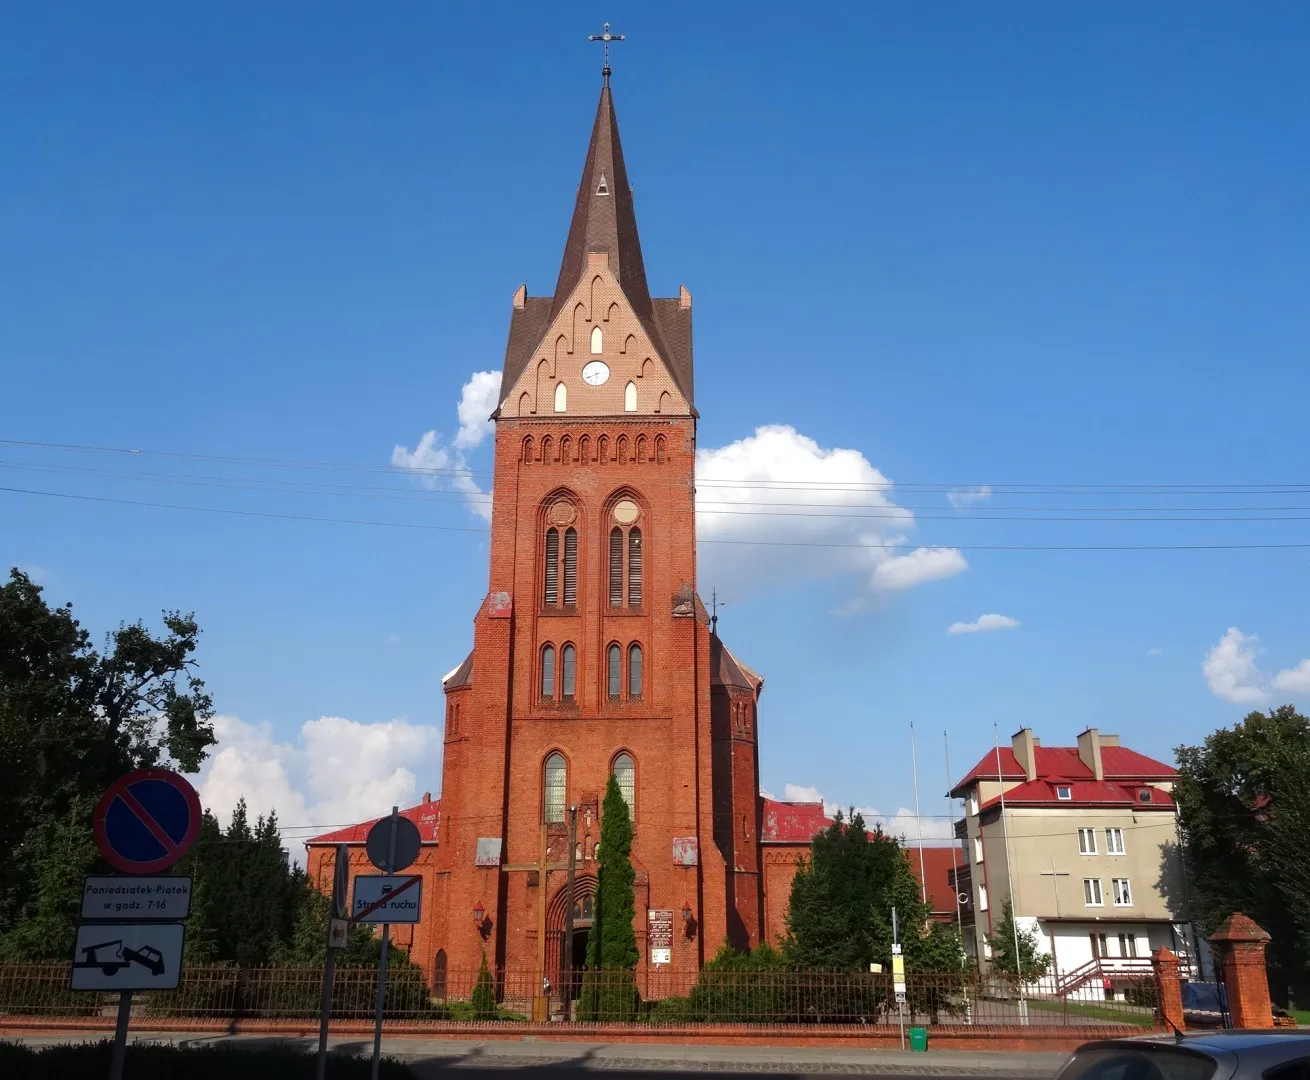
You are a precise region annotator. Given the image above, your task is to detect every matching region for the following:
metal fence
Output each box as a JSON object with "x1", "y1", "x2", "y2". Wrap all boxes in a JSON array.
[{"x1": 0, "y1": 963, "x2": 1160, "y2": 1031}]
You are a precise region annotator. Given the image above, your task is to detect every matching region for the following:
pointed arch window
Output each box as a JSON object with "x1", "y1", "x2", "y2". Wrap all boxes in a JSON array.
[
  {"x1": 627, "y1": 528, "x2": 642, "y2": 606},
  {"x1": 544, "y1": 752, "x2": 566, "y2": 823},
  {"x1": 607, "y1": 643, "x2": 621, "y2": 697},
  {"x1": 624, "y1": 381, "x2": 637, "y2": 412},
  {"x1": 540, "y1": 645, "x2": 555, "y2": 700},
  {"x1": 562, "y1": 528, "x2": 577, "y2": 605},
  {"x1": 554, "y1": 382, "x2": 567, "y2": 412},
  {"x1": 561, "y1": 645, "x2": 576, "y2": 699},
  {"x1": 613, "y1": 752, "x2": 635, "y2": 815},
  {"x1": 544, "y1": 528, "x2": 560, "y2": 605},
  {"x1": 590, "y1": 326, "x2": 603, "y2": 354},
  {"x1": 628, "y1": 644, "x2": 643, "y2": 698}
]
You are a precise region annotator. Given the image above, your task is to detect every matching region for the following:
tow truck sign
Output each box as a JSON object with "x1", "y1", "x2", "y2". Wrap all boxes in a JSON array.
[{"x1": 70, "y1": 922, "x2": 185, "y2": 990}]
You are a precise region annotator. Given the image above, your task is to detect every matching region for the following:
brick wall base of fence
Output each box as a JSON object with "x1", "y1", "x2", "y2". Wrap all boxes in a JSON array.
[{"x1": 0, "y1": 1016, "x2": 1163, "y2": 1053}]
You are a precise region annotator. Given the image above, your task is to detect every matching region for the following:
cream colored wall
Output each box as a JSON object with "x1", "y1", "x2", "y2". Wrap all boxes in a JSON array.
[
  {"x1": 502, "y1": 253, "x2": 690, "y2": 419},
  {"x1": 980, "y1": 807, "x2": 1183, "y2": 921}
]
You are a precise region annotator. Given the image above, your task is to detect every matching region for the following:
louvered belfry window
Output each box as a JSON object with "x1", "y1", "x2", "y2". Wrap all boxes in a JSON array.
[
  {"x1": 563, "y1": 528, "x2": 578, "y2": 605},
  {"x1": 609, "y1": 528, "x2": 624, "y2": 607},
  {"x1": 544, "y1": 528, "x2": 559, "y2": 605},
  {"x1": 627, "y1": 528, "x2": 642, "y2": 606}
]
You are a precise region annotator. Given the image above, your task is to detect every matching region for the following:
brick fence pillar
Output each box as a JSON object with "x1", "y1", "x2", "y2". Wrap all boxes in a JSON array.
[
  {"x1": 1151, "y1": 947, "x2": 1186, "y2": 1033},
  {"x1": 1209, "y1": 913, "x2": 1273, "y2": 1030}
]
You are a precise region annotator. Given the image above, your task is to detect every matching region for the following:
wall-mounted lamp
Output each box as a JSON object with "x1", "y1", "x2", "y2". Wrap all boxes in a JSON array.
[
  {"x1": 681, "y1": 901, "x2": 696, "y2": 938},
  {"x1": 472, "y1": 902, "x2": 489, "y2": 939}
]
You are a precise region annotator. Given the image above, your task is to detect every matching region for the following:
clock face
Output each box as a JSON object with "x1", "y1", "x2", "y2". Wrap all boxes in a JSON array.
[{"x1": 581, "y1": 361, "x2": 610, "y2": 386}]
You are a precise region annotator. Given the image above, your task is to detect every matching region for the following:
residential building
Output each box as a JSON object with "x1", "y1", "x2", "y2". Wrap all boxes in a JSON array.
[{"x1": 949, "y1": 727, "x2": 1200, "y2": 992}]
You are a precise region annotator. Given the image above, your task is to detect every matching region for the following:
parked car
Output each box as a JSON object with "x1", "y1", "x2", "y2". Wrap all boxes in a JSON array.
[{"x1": 1056, "y1": 1032, "x2": 1310, "y2": 1080}]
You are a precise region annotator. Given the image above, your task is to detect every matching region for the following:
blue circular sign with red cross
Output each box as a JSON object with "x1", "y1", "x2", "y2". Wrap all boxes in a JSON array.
[{"x1": 93, "y1": 768, "x2": 202, "y2": 874}]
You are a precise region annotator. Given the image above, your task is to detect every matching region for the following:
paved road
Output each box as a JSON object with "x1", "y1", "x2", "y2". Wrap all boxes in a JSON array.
[{"x1": 8, "y1": 1032, "x2": 1070, "y2": 1079}]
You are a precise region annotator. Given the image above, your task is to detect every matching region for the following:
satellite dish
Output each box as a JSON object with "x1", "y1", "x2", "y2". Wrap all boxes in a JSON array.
[{"x1": 958, "y1": 892, "x2": 971, "y2": 905}]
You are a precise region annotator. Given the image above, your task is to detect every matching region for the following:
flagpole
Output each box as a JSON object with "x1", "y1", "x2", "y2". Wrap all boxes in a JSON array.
[
  {"x1": 993, "y1": 723, "x2": 1028, "y2": 1024},
  {"x1": 943, "y1": 730, "x2": 964, "y2": 945},
  {"x1": 910, "y1": 721, "x2": 927, "y2": 904}
]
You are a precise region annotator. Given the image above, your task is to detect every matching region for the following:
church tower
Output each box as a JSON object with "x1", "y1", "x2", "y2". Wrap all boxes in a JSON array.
[{"x1": 431, "y1": 76, "x2": 765, "y2": 987}]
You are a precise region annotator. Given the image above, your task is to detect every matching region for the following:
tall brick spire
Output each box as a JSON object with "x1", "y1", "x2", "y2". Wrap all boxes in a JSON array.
[{"x1": 550, "y1": 84, "x2": 654, "y2": 327}]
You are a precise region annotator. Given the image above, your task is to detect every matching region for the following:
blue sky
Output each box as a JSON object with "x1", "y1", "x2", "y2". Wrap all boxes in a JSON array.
[{"x1": 3, "y1": 3, "x2": 1308, "y2": 843}]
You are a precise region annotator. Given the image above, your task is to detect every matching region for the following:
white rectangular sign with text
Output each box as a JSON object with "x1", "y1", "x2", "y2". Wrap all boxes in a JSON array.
[{"x1": 81, "y1": 876, "x2": 192, "y2": 921}]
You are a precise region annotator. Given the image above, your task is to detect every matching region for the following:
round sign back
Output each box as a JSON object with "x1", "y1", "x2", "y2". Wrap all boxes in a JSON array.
[{"x1": 365, "y1": 814, "x2": 421, "y2": 873}]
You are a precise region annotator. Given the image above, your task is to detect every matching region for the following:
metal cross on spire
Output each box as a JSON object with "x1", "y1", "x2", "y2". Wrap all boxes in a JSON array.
[{"x1": 588, "y1": 22, "x2": 625, "y2": 84}]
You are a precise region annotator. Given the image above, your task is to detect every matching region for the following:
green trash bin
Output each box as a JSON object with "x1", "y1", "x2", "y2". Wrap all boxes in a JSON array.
[{"x1": 909, "y1": 1026, "x2": 928, "y2": 1052}]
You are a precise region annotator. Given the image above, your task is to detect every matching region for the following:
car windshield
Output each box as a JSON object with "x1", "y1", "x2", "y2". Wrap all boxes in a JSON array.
[{"x1": 1059, "y1": 1047, "x2": 1218, "y2": 1080}]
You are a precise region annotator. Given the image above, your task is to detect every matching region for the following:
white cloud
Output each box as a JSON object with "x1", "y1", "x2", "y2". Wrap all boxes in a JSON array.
[
  {"x1": 197, "y1": 713, "x2": 439, "y2": 863},
  {"x1": 391, "y1": 429, "x2": 491, "y2": 522},
  {"x1": 453, "y1": 371, "x2": 502, "y2": 450},
  {"x1": 780, "y1": 783, "x2": 954, "y2": 841},
  {"x1": 695, "y1": 425, "x2": 966, "y2": 604},
  {"x1": 947, "y1": 486, "x2": 992, "y2": 508},
  {"x1": 1273, "y1": 659, "x2": 1310, "y2": 694},
  {"x1": 947, "y1": 613, "x2": 1021, "y2": 635},
  {"x1": 1199, "y1": 628, "x2": 1310, "y2": 704},
  {"x1": 1203, "y1": 628, "x2": 1270, "y2": 704}
]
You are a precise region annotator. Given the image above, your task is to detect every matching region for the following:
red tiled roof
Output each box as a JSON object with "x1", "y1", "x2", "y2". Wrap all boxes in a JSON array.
[
  {"x1": 760, "y1": 799, "x2": 831, "y2": 843},
  {"x1": 906, "y1": 846, "x2": 966, "y2": 914},
  {"x1": 950, "y1": 743, "x2": 1175, "y2": 795},
  {"x1": 304, "y1": 797, "x2": 441, "y2": 846},
  {"x1": 978, "y1": 779, "x2": 1174, "y2": 812}
]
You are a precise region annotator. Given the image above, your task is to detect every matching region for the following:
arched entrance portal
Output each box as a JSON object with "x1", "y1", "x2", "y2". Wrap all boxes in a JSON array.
[{"x1": 546, "y1": 875, "x2": 596, "y2": 999}]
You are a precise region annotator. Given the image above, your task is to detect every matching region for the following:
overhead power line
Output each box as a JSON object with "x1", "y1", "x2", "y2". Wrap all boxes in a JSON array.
[{"x1": 4, "y1": 484, "x2": 1309, "y2": 551}]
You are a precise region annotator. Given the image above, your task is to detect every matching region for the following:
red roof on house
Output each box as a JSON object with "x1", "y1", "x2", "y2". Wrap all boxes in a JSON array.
[
  {"x1": 304, "y1": 796, "x2": 441, "y2": 846},
  {"x1": 906, "y1": 845, "x2": 965, "y2": 915},
  {"x1": 759, "y1": 799, "x2": 832, "y2": 843},
  {"x1": 950, "y1": 743, "x2": 1175, "y2": 796},
  {"x1": 978, "y1": 778, "x2": 1174, "y2": 813}
]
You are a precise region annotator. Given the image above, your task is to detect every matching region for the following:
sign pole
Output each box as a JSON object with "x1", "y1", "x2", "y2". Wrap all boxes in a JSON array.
[
  {"x1": 109, "y1": 990, "x2": 133, "y2": 1080},
  {"x1": 892, "y1": 906, "x2": 905, "y2": 1051},
  {"x1": 316, "y1": 843, "x2": 350, "y2": 1080},
  {"x1": 370, "y1": 808, "x2": 398, "y2": 1080}
]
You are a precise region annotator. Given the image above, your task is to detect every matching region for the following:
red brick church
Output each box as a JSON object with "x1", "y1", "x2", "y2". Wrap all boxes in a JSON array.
[{"x1": 306, "y1": 76, "x2": 924, "y2": 986}]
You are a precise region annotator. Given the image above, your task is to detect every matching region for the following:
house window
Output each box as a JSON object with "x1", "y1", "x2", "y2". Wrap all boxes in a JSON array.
[
  {"x1": 968, "y1": 791, "x2": 979, "y2": 816},
  {"x1": 982, "y1": 939, "x2": 993, "y2": 960},
  {"x1": 544, "y1": 752, "x2": 566, "y2": 823},
  {"x1": 628, "y1": 644, "x2": 642, "y2": 697},
  {"x1": 1106, "y1": 828, "x2": 1125, "y2": 855},
  {"x1": 554, "y1": 382, "x2": 567, "y2": 412},
  {"x1": 624, "y1": 380, "x2": 637, "y2": 412},
  {"x1": 1078, "y1": 827, "x2": 1097, "y2": 855},
  {"x1": 627, "y1": 528, "x2": 642, "y2": 605},
  {"x1": 1083, "y1": 878, "x2": 1104, "y2": 907},
  {"x1": 561, "y1": 645, "x2": 576, "y2": 699},
  {"x1": 1112, "y1": 878, "x2": 1132, "y2": 907},
  {"x1": 613, "y1": 752, "x2": 635, "y2": 815},
  {"x1": 544, "y1": 528, "x2": 560, "y2": 604},
  {"x1": 1056, "y1": 785, "x2": 1072, "y2": 800},
  {"x1": 563, "y1": 528, "x2": 577, "y2": 605},
  {"x1": 1090, "y1": 932, "x2": 1108, "y2": 958},
  {"x1": 977, "y1": 883, "x2": 988, "y2": 911},
  {"x1": 607, "y1": 643, "x2": 621, "y2": 697},
  {"x1": 973, "y1": 836, "x2": 983, "y2": 864},
  {"x1": 590, "y1": 326, "x2": 603, "y2": 354},
  {"x1": 540, "y1": 645, "x2": 555, "y2": 699},
  {"x1": 1138, "y1": 788, "x2": 1153, "y2": 803},
  {"x1": 1119, "y1": 933, "x2": 1138, "y2": 958}
]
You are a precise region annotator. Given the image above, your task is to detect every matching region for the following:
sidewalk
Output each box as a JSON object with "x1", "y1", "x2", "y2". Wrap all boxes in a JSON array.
[{"x1": 6, "y1": 1032, "x2": 1071, "y2": 1076}]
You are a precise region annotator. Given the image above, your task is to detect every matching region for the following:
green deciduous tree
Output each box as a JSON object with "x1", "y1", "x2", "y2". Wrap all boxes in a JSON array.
[
  {"x1": 0, "y1": 568, "x2": 215, "y2": 949},
  {"x1": 1175, "y1": 705, "x2": 1310, "y2": 1003},
  {"x1": 985, "y1": 899, "x2": 1051, "y2": 979}
]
